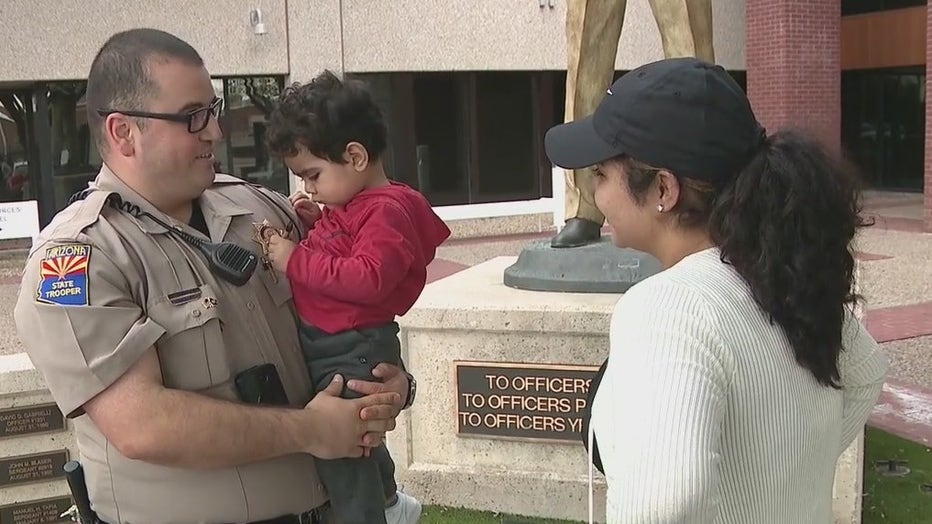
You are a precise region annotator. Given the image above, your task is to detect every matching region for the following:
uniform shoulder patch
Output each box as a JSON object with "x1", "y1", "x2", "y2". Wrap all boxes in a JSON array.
[{"x1": 36, "y1": 244, "x2": 91, "y2": 306}]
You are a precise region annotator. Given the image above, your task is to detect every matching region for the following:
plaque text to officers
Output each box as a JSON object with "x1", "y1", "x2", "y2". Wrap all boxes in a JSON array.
[{"x1": 454, "y1": 362, "x2": 599, "y2": 442}]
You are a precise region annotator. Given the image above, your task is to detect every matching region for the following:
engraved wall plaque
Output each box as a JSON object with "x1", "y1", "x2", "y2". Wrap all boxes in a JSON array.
[
  {"x1": 0, "y1": 451, "x2": 69, "y2": 488},
  {"x1": 0, "y1": 404, "x2": 65, "y2": 440},
  {"x1": 0, "y1": 496, "x2": 73, "y2": 524},
  {"x1": 454, "y1": 361, "x2": 599, "y2": 443}
]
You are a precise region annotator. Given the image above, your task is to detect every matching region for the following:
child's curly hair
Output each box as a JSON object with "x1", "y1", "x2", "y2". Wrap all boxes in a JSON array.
[{"x1": 266, "y1": 70, "x2": 387, "y2": 163}]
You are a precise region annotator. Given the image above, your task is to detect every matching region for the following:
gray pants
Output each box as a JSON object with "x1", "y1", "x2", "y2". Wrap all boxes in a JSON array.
[{"x1": 299, "y1": 321, "x2": 402, "y2": 524}]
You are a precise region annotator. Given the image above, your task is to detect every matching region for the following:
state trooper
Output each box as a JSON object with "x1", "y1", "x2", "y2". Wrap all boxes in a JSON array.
[{"x1": 14, "y1": 28, "x2": 413, "y2": 524}]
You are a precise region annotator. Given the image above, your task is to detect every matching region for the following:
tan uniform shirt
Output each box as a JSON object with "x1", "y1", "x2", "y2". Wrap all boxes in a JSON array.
[{"x1": 13, "y1": 166, "x2": 328, "y2": 524}]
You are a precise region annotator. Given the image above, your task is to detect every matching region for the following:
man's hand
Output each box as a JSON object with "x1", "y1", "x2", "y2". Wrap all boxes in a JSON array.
[
  {"x1": 347, "y1": 363, "x2": 409, "y2": 413},
  {"x1": 289, "y1": 191, "x2": 321, "y2": 230},
  {"x1": 300, "y1": 374, "x2": 400, "y2": 459},
  {"x1": 266, "y1": 234, "x2": 296, "y2": 273}
]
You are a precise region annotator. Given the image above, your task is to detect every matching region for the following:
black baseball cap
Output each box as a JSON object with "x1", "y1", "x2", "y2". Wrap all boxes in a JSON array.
[{"x1": 545, "y1": 57, "x2": 765, "y2": 183}]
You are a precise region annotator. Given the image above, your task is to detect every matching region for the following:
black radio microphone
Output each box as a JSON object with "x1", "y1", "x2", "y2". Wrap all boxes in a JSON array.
[{"x1": 105, "y1": 193, "x2": 259, "y2": 286}]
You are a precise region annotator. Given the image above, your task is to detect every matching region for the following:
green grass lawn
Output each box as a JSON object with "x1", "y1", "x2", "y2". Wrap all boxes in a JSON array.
[
  {"x1": 862, "y1": 426, "x2": 932, "y2": 524},
  {"x1": 421, "y1": 427, "x2": 932, "y2": 524}
]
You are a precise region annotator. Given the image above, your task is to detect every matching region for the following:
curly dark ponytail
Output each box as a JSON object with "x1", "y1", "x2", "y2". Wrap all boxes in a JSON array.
[
  {"x1": 708, "y1": 129, "x2": 873, "y2": 388},
  {"x1": 622, "y1": 128, "x2": 871, "y2": 388}
]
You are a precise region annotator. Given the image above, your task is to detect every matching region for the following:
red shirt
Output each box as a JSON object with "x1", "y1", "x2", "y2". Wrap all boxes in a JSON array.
[{"x1": 285, "y1": 181, "x2": 451, "y2": 334}]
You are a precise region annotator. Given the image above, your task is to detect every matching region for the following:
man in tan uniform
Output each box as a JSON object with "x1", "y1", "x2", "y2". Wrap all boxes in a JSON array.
[
  {"x1": 13, "y1": 28, "x2": 410, "y2": 524},
  {"x1": 553, "y1": 0, "x2": 715, "y2": 247}
]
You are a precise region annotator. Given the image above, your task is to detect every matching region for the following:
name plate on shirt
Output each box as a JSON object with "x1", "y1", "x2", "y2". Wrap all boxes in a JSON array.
[
  {"x1": 0, "y1": 450, "x2": 69, "y2": 487},
  {"x1": 454, "y1": 361, "x2": 599, "y2": 443},
  {"x1": 0, "y1": 496, "x2": 73, "y2": 524},
  {"x1": 0, "y1": 404, "x2": 65, "y2": 440}
]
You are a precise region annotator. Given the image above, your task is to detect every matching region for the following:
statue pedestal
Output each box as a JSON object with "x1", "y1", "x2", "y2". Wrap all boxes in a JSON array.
[
  {"x1": 392, "y1": 257, "x2": 615, "y2": 522},
  {"x1": 389, "y1": 256, "x2": 866, "y2": 523},
  {"x1": 503, "y1": 236, "x2": 663, "y2": 293}
]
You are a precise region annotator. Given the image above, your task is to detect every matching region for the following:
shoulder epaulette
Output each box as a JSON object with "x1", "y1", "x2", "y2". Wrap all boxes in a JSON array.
[
  {"x1": 212, "y1": 173, "x2": 250, "y2": 185},
  {"x1": 59, "y1": 189, "x2": 115, "y2": 236},
  {"x1": 211, "y1": 173, "x2": 289, "y2": 204},
  {"x1": 31, "y1": 189, "x2": 115, "y2": 256},
  {"x1": 209, "y1": 176, "x2": 299, "y2": 236}
]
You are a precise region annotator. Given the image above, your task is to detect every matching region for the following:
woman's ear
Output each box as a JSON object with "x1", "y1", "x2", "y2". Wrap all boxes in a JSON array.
[
  {"x1": 344, "y1": 142, "x2": 370, "y2": 172},
  {"x1": 655, "y1": 170, "x2": 681, "y2": 213}
]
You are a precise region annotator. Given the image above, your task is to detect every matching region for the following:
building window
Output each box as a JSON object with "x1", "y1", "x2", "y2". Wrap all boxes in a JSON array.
[
  {"x1": 411, "y1": 73, "x2": 469, "y2": 204},
  {"x1": 214, "y1": 76, "x2": 289, "y2": 195},
  {"x1": 352, "y1": 71, "x2": 563, "y2": 206},
  {"x1": 843, "y1": 0, "x2": 925, "y2": 16},
  {"x1": 0, "y1": 89, "x2": 41, "y2": 206},
  {"x1": 0, "y1": 82, "x2": 98, "y2": 212},
  {"x1": 1, "y1": 76, "x2": 290, "y2": 220},
  {"x1": 348, "y1": 68, "x2": 747, "y2": 207},
  {"x1": 49, "y1": 82, "x2": 96, "y2": 212},
  {"x1": 842, "y1": 67, "x2": 925, "y2": 191},
  {"x1": 473, "y1": 72, "x2": 540, "y2": 202}
]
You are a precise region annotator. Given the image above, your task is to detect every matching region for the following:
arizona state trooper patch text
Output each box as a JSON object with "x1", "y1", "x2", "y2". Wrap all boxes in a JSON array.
[{"x1": 36, "y1": 244, "x2": 91, "y2": 306}]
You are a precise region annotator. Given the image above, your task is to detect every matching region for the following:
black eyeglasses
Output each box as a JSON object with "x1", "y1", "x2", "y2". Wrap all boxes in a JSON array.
[{"x1": 97, "y1": 97, "x2": 224, "y2": 133}]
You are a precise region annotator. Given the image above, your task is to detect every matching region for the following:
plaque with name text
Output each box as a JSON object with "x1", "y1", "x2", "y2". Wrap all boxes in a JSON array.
[
  {"x1": 0, "y1": 404, "x2": 65, "y2": 440},
  {"x1": 0, "y1": 451, "x2": 69, "y2": 488},
  {"x1": 454, "y1": 361, "x2": 600, "y2": 443},
  {"x1": 0, "y1": 496, "x2": 73, "y2": 524}
]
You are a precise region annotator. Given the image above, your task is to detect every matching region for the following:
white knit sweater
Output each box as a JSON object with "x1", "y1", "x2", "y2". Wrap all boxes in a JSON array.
[{"x1": 589, "y1": 247, "x2": 888, "y2": 524}]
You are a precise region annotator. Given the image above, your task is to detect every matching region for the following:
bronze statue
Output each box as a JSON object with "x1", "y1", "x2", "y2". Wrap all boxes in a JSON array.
[{"x1": 553, "y1": 0, "x2": 715, "y2": 248}]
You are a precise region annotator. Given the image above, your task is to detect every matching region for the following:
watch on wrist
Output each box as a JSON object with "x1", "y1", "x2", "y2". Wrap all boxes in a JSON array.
[{"x1": 402, "y1": 372, "x2": 417, "y2": 410}]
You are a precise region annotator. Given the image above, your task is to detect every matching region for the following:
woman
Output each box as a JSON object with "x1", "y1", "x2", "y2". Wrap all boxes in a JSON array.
[{"x1": 545, "y1": 57, "x2": 888, "y2": 523}]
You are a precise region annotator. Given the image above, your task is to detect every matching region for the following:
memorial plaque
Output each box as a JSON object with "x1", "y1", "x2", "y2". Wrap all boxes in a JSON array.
[
  {"x1": 0, "y1": 404, "x2": 65, "y2": 440},
  {"x1": 0, "y1": 451, "x2": 69, "y2": 487},
  {"x1": 454, "y1": 361, "x2": 599, "y2": 443},
  {"x1": 0, "y1": 496, "x2": 72, "y2": 524}
]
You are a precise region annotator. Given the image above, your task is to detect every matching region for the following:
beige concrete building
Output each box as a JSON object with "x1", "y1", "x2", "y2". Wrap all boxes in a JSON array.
[
  {"x1": 0, "y1": 0, "x2": 745, "y2": 228},
  {"x1": 2, "y1": 0, "x2": 929, "y2": 232}
]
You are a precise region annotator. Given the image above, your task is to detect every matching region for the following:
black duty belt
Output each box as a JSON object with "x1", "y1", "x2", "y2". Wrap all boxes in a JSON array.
[
  {"x1": 247, "y1": 503, "x2": 329, "y2": 524},
  {"x1": 245, "y1": 509, "x2": 323, "y2": 524},
  {"x1": 97, "y1": 508, "x2": 323, "y2": 524}
]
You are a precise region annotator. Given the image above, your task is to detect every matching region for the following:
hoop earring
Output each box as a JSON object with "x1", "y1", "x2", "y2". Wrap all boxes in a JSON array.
[{"x1": 657, "y1": 204, "x2": 664, "y2": 213}]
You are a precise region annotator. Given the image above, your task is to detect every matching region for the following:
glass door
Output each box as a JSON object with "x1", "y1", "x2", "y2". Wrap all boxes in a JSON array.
[
  {"x1": 881, "y1": 73, "x2": 924, "y2": 190},
  {"x1": 842, "y1": 67, "x2": 925, "y2": 191}
]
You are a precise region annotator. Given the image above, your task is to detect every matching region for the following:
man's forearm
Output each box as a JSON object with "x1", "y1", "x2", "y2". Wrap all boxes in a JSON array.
[{"x1": 128, "y1": 387, "x2": 311, "y2": 469}]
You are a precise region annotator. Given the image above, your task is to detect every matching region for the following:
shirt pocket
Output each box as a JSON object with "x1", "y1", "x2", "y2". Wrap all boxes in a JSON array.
[
  {"x1": 148, "y1": 283, "x2": 231, "y2": 391},
  {"x1": 257, "y1": 267, "x2": 293, "y2": 308}
]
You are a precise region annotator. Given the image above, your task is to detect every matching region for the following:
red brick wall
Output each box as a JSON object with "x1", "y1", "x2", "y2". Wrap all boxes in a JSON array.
[
  {"x1": 926, "y1": 0, "x2": 932, "y2": 232},
  {"x1": 745, "y1": 0, "x2": 841, "y2": 152}
]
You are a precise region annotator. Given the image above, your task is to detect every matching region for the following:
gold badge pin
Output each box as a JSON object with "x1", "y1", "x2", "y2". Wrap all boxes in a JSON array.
[{"x1": 252, "y1": 219, "x2": 288, "y2": 282}]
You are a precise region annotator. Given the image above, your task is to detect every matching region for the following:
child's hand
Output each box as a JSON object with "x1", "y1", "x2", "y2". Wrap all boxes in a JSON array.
[
  {"x1": 289, "y1": 191, "x2": 321, "y2": 230},
  {"x1": 266, "y1": 234, "x2": 296, "y2": 273}
]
